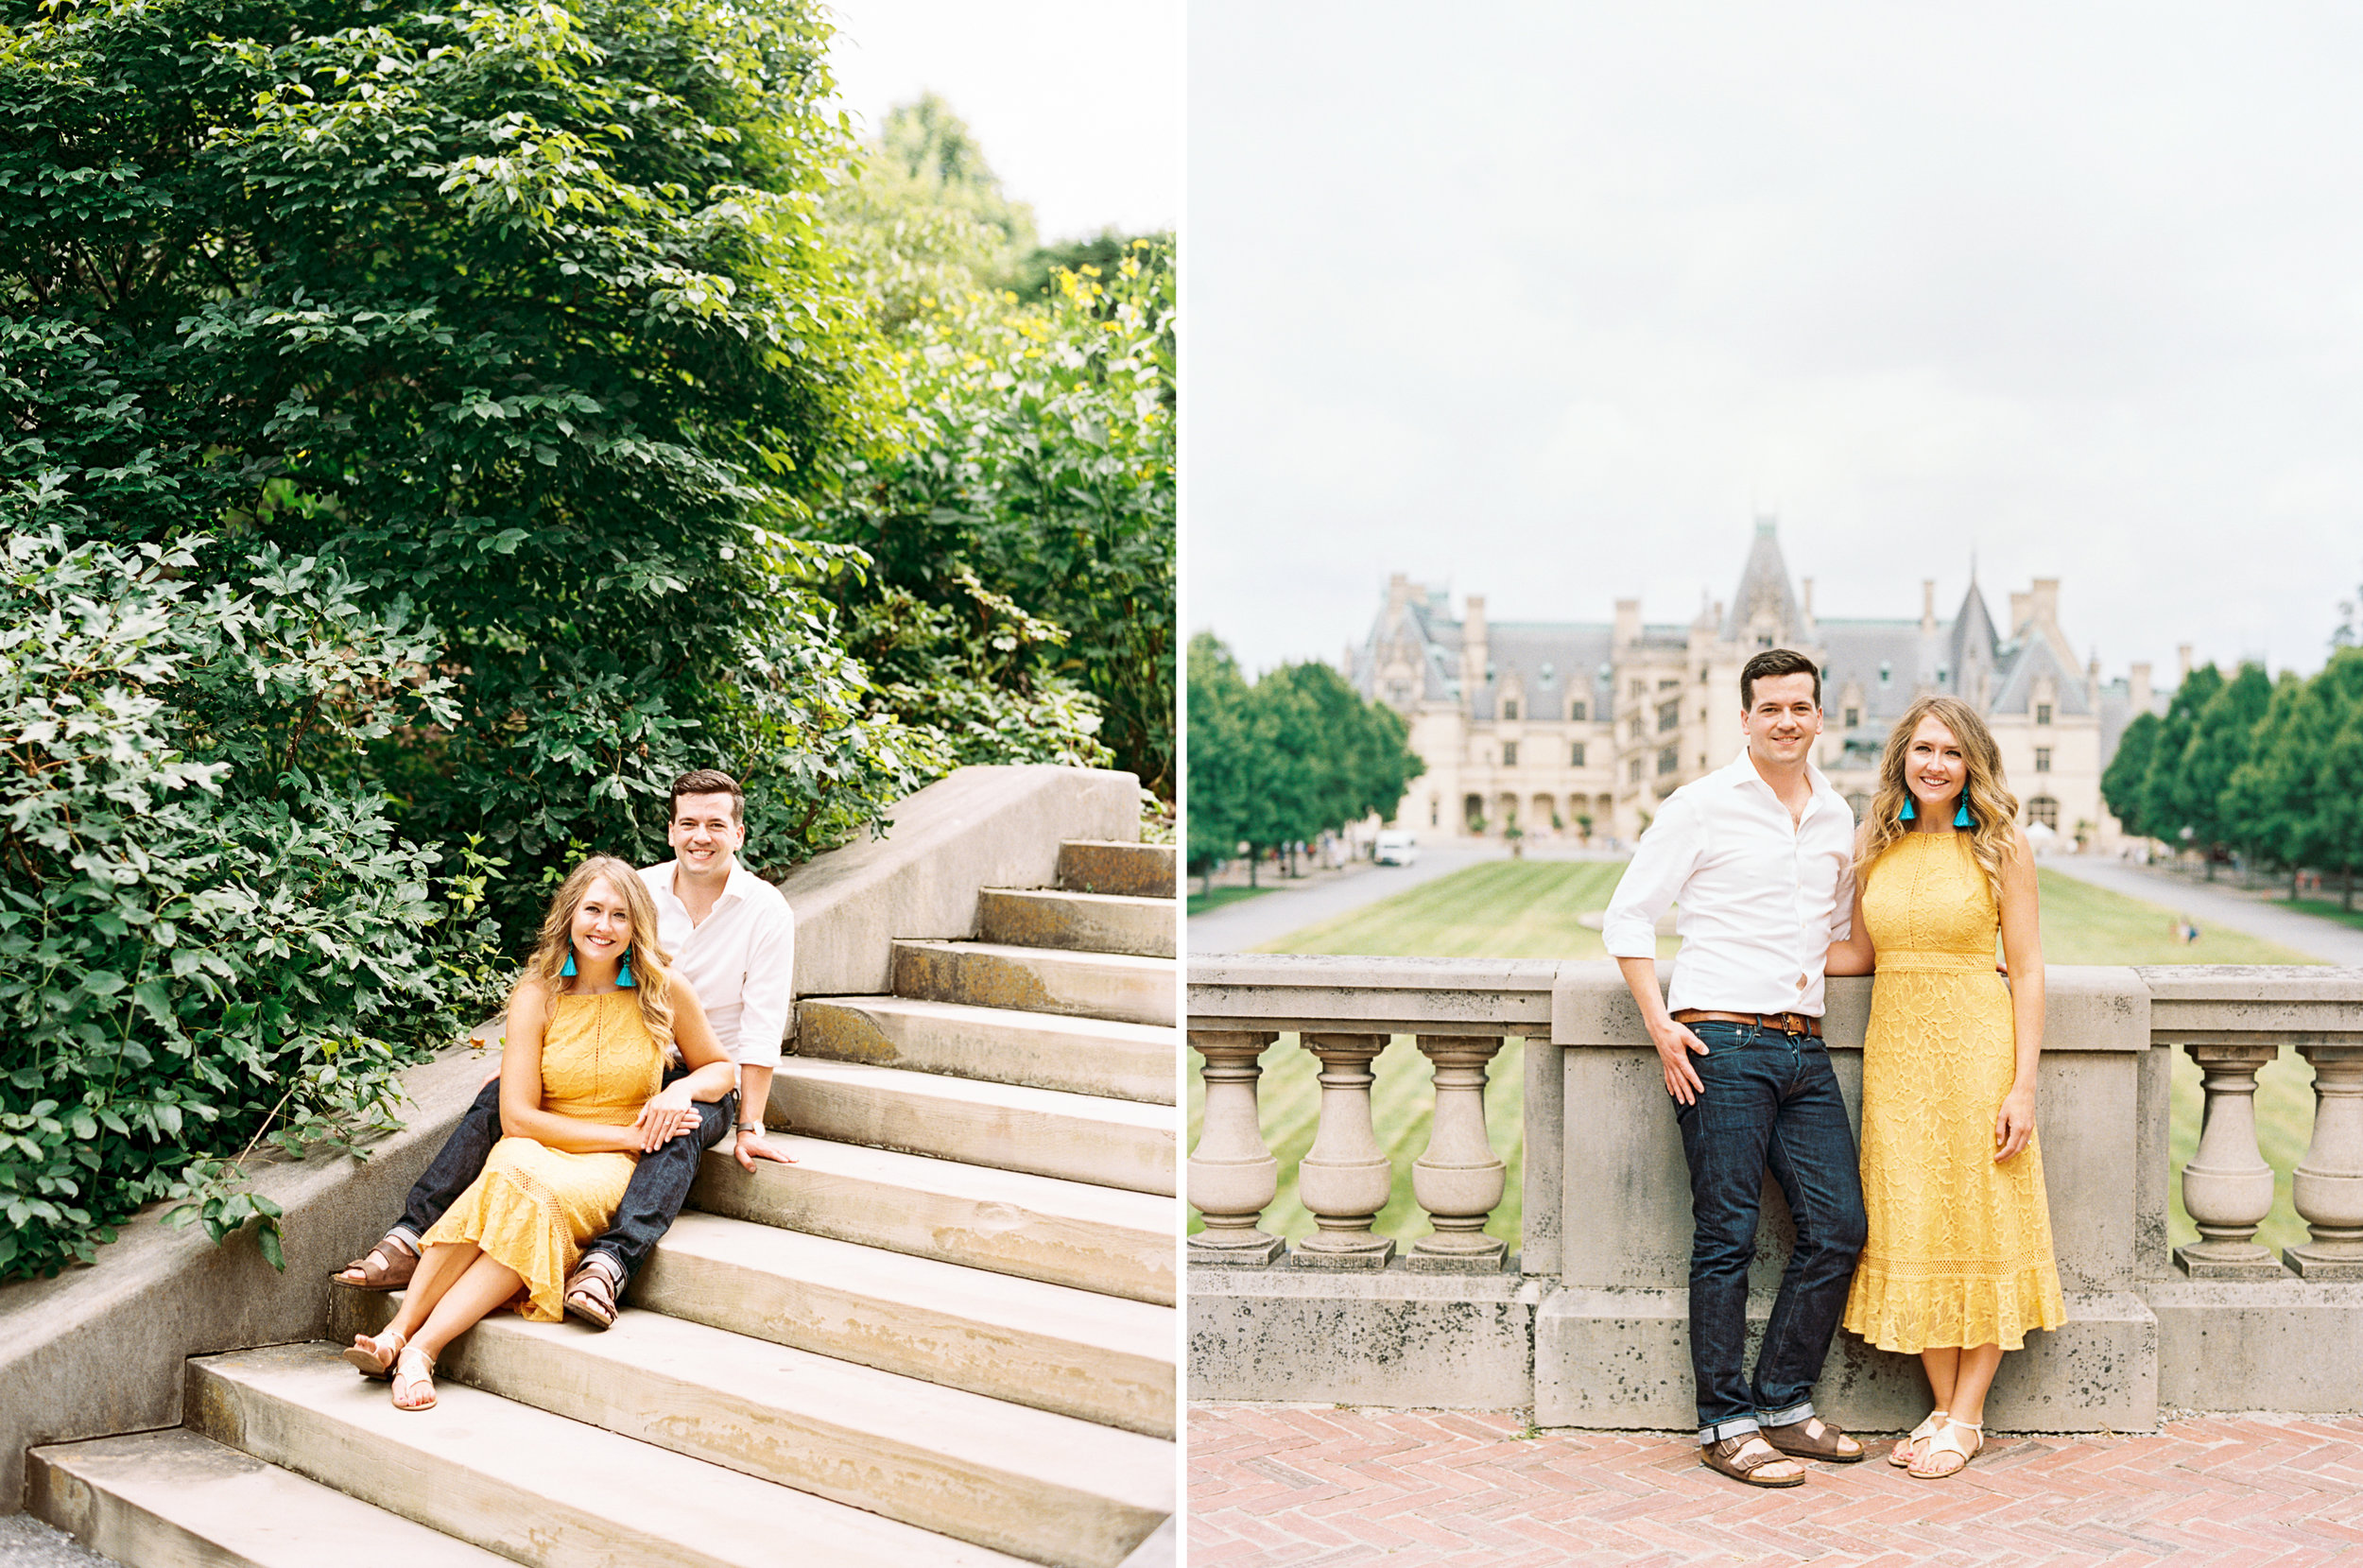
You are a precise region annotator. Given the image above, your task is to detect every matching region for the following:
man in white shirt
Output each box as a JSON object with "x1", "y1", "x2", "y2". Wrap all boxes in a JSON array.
[
  {"x1": 332, "y1": 768, "x2": 796, "y2": 1329},
  {"x1": 1603, "y1": 649, "x2": 1869, "y2": 1489}
]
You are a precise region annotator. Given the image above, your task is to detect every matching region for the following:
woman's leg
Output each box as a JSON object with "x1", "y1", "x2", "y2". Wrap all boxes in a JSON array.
[
  {"x1": 410, "y1": 1251, "x2": 526, "y2": 1363},
  {"x1": 379, "y1": 1242, "x2": 480, "y2": 1342},
  {"x1": 1944, "y1": 1344, "x2": 2006, "y2": 1426},
  {"x1": 1920, "y1": 1346, "x2": 1961, "y2": 1414}
]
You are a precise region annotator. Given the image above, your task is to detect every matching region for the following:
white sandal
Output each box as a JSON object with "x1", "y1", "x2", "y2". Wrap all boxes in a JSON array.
[
  {"x1": 1907, "y1": 1416, "x2": 1982, "y2": 1479},
  {"x1": 1889, "y1": 1407, "x2": 1947, "y2": 1469}
]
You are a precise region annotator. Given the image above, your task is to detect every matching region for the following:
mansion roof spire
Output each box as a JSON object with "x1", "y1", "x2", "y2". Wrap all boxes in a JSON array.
[{"x1": 1721, "y1": 516, "x2": 1805, "y2": 646}]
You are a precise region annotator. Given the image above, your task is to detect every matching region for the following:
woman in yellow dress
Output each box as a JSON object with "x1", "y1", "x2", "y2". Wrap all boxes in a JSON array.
[
  {"x1": 342, "y1": 854, "x2": 739, "y2": 1409},
  {"x1": 1825, "y1": 695, "x2": 2065, "y2": 1479}
]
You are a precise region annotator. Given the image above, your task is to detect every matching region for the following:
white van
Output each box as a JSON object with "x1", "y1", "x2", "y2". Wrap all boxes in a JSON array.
[{"x1": 1373, "y1": 830, "x2": 1419, "y2": 867}]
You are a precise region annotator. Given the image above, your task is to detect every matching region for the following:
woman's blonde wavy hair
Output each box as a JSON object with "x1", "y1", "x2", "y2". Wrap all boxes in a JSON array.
[
  {"x1": 514, "y1": 855, "x2": 679, "y2": 1053},
  {"x1": 1856, "y1": 695, "x2": 2023, "y2": 906}
]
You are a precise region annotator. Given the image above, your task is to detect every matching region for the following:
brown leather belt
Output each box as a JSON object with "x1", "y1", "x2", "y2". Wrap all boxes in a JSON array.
[{"x1": 1672, "y1": 1008, "x2": 1822, "y2": 1039}]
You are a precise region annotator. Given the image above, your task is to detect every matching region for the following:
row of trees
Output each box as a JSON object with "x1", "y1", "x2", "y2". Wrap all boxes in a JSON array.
[
  {"x1": 0, "y1": 4, "x2": 1167, "y2": 1279},
  {"x1": 1186, "y1": 634, "x2": 1424, "y2": 887},
  {"x1": 2103, "y1": 645, "x2": 2363, "y2": 904}
]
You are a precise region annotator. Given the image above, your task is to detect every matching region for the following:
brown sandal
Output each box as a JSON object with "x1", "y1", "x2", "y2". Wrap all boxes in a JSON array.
[
  {"x1": 1701, "y1": 1434, "x2": 1806, "y2": 1488},
  {"x1": 1762, "y1": 1414, "x2": 1865, "y2": 1463},
  {"x1": 331, "y1": 1232, "x2": 420, "y2": 1291},
  {"x1": 561, "y1": 1252, "x2": 623, "y2": 1330}
]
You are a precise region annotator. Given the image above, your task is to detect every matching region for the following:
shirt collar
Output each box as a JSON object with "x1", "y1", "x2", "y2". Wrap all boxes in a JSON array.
[
  {"x1": 1721, "y1": 749, "x2": 1843, "y2": 808},
  {"x1": 646, "y1": 857, "x2": 758, "y2": 911}
]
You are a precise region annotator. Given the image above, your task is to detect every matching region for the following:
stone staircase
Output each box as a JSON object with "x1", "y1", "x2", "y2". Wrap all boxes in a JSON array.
[{"x1": 26, "y1": 838, "x2": 1178, "y2": 1568}]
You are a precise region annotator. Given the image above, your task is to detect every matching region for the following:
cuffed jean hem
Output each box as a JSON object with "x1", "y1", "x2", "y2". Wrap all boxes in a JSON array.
[
  {"x1": 385, "y1": 1225, "x2": 423, "y2": 1251},
  {"x1": 1699, "y1": 1416, "x2": 1762, "y2": 1444},
  {"x1": 1757, "y1": 1399, "x2": 1816, "y2": 1428}
]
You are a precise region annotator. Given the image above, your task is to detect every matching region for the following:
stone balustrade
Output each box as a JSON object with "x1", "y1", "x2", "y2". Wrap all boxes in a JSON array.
[{"x1": 1187, "y1": 956, "x2": 2363, "y2": 1428}]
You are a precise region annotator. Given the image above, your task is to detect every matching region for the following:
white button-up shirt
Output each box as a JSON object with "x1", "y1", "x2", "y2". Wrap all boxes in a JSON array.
[
  {"x1": 1602, "y1": 751, "x2": 1856, "y2": 1017},
  {"x1": 640, "y1": 860, "x2": 794, "y2": 1069}
]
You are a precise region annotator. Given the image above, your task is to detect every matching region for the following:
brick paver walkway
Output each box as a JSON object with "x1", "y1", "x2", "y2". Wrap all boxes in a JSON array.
[{"x1": 1190, "y1": 1404, "x2": 2363, "y2": 1566}]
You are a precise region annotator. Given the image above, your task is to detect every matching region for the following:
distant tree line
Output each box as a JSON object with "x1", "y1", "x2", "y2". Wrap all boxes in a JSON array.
[
  {"x1": 1186, "y1": 634, "x2": 1424, "y2": 889},
  {"x1": 2103, "y1": 641, "x2": 2363, "y2": 905}
]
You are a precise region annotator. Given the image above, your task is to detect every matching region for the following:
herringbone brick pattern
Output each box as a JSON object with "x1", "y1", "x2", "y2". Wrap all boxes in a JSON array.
[{"x1": 1190, "y1": 1404, "x2": 2363, "y2": 1566}]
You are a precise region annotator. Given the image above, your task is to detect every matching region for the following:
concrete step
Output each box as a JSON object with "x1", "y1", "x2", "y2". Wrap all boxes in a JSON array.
[
  {"x1": 332, "y1": 1292, "x2": 1172, "y2": 1568},
  {"x1": 892, "y1": 940, "x2": 1174, "y2": 1027},
  {"x1": 978, "y1": 887, "x2": 1175, "y2": 958},
  {"x1": 798, "y1": 994, "x2": 1174, "y2": 1104},
  {"x1": 771, "y1": 1060, "x2": 1173, "y2": 1197},
  {"x1": 637, "y1": 1211, "x2": 1176, "y2": 1438},
  {"x1": 185, "y1": 1343, "x2": 1031, "y2": 1567},
  {"x1": 29, "y1": 1426, "x2": 511, "y2": 1568},
  {"x1": 690, "y1": 1134, "x2": 1175, "y2": 1304},
  {"x1": 1057, "y1": 840, "x2": 1175, "y2": 900}
]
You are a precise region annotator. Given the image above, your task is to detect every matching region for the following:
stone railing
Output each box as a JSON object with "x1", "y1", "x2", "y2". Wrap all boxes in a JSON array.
[{"x1": 1187, "y1": 957, "x2": 2363, "y2": 1430}]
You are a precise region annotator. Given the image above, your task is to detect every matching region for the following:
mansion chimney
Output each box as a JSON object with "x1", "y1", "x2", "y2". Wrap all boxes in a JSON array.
[
  {"x1": 1387, "y1": 573, "x2": 1412, "y2": 624},
  {"x1": 2009, "y1": 591, "x2": 2032, "y2": 636},
  {"x1": 2030, "y1": 577, "x2": 2061, "y2": 634},
  {"x1": 2178, "y1": 644, "x2": 2194, "y2": 682},
  {"x1": 2131, "y1": 662, "x2": 2153, "y2": 715},
  {"x1": 1800, "y1": 577, "x2": 1814, "y2": 622},
  {"x1": 1921, "y1": 580, "x2": 1936, "y2": 632},
  {"x1": 1463, "y1": 594, "x2": 1489, "y2": 712},
  {"x1": 1613, "y1": 596, "x2": 1641, "y2": 649}
]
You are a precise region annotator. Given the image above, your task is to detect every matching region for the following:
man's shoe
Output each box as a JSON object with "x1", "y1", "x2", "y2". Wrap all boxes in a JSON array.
[
  {"x1": 1700, "y1": 1434, "x2": 1806, "y2": 1488},
  {"x1": 331, "y1": 1232, "x2": 420, "y2": 1291},
  {"x1": 1761, "y1": 1415, "x2": 1865, "y2": 1463},
  {"x1": 561, "y1": 1251, "x2": 624, "y2": 1329}
]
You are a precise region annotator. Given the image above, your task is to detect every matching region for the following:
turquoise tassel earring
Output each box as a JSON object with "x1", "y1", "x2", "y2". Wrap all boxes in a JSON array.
[
  {"x1": 1955, "y1": 801, "x2": 1975, "y2": 829},
  {"x1": 561, "y1": 948, "x2": 578, "y2": 977},
  {"x1": 616, "y1": 948, "x2": 637, "y2": 989},
  {"x1": 1899, "y1": 797, "x2": 1917, "y2": 822}
]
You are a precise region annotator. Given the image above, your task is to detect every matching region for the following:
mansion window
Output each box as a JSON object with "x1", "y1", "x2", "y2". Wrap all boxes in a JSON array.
[
  {"x1": 2027, "y1": 796, "x2": 2060, "y2": 830},
  {"x1": 1630, "y1": 715, "x2": 1646, "y2": 741},
  {"x1": 1503, "y1": 741, "x2": 1520, "y2": 767},
  {"x1": 1630, "y1": 680, "x2": 1647, "y2": 698},
  {"x1": 1843, "y1": 706, "x2": 1860, "y2": 729},
  {"x1": 2037, "y1": 702, "x2": 2053, "y2": 726},
  {"x1": 1567, "y1": 699, "x2": 1587, "y2": 721},
  {"x1": 1657, "y1": 700, "x2": 1682, "y2": 733},
  {"x1": 1628, "y1": 758, "x2": 1644, "y2": 784},
  {"x1": 1878, "y1": 662, "x2": 1891, "y2": 683},
  {"x1": 1503, "y1": 699, "x2": 1519, "y2": 721},
  {"x1": 1430, "y1": 801, "x2": 1440, "y2": 827},
  {"x1": 1570, "y1": 742, "x2": 1586, "y2": 767},
  {"x1": 1659, "y1": 678, "x2": 1682, "y2": 691},
  {"x1": 2035, "y1": 747, "x2": 2052, "y2": 773},
  {"x1": 1657, "y1": 746, "x2": 1679, "y2": 776}
]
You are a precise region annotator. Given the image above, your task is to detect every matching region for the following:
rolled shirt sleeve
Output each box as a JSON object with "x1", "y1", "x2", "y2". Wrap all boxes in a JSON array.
[
  {"x1": 1603, "y1": 792, "x2": 1702, "y2": 958},
  {"x1": 732, "y1": 893, "x2": 795, "y2": 1070}
]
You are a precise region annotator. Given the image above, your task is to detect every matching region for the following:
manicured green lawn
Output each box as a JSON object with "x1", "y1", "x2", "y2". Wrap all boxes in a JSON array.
[
  {"x1": 2285, "y1": 896, "x2": 2363, "y2": 936},
  {"x1": 1189, "y1": 860, "x2": 2326, "y2": 1257},
  {"x1": 1186, "y1": 884, "x2": 1271, "y2": 918}
]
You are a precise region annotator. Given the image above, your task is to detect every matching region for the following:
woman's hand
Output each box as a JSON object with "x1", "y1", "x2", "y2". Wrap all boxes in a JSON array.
[
  {"x1": 1995, "y1": 1083, "x2": 2036, "y2": 1162},
  {"x1": 634, "y1": 1081, "x2": 701, "y2": 1152}
]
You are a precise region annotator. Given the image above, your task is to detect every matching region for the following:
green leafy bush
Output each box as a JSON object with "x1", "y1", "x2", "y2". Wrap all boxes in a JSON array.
[{"x1": 0, "y1": 529, "x2": 496, "y2": 1280}]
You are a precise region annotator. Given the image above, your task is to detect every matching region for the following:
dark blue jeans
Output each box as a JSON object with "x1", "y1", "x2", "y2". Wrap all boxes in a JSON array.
[
  {"x1": 392, "y1": 1064, "x2": 735, "y2": 1288},
  {"x1": 1672, "y1": 1021, "x2": 1867, "y2": 1443}
]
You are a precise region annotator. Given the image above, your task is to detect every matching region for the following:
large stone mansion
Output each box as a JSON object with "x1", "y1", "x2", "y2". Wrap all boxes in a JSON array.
[{"x1": 1348, "y1": 520, "x2": 2174, "y2": 848}]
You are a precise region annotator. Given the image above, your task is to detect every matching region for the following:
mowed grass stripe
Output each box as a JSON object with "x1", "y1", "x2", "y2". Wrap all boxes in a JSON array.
[{"x1": 1191, "y1": 860, "x2": 2324, "y2": 1255}]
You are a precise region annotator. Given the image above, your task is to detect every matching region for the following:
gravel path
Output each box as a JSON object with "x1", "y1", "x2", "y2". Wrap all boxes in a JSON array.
[{"x1": 0, "y1": 1514, "x2": 119, "y2": 1568}]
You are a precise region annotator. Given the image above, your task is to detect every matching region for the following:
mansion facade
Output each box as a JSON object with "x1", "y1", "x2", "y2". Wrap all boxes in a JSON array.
[{"x1": 1348, "y1": 521, "x2": 2172, "y2": 849}]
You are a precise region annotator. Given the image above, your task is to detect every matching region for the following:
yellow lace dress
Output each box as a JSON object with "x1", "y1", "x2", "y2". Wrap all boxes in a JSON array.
[
  {"x1": 421, "y1": 991, "x2": 661, "y2": 1321},
  {"x1": 1842, "y1": 832, "x2": 2066, "y2": 1353}
]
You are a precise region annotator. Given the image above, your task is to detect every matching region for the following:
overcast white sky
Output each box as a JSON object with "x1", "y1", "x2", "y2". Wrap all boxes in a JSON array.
[
  {"x1": 825, "y1": 1, "x2": 1180, "y2": 242},
  {"x1": 1187, "y1": 3, "x2": 2363, "y2": 684}
]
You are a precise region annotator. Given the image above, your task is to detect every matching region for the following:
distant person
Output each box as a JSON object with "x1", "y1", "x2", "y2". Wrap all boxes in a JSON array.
[
  {"x1": 1826, "y1": 697, "x2": 2064, "y2": 1479},
  {"x1": 1605, "y1": 648, "x2": 1867, "y2": 1489}
]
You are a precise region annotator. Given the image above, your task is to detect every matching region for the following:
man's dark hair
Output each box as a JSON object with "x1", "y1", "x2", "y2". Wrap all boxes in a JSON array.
[
  {"x1": 1739, "y1": 648, "x2": 1821, "y2": 711},
  {"x1": 669, "y1": 768, "x2": 744, "y2": 825}
]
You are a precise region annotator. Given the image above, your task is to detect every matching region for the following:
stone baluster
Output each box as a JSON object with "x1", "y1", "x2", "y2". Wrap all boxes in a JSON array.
[
  {"x1": 2175, "y1": 1042, "x2": 2289, "y2": 1278},
  {"x1": 1186, "y1": 1031, "x2": 1286, "y2": 1266},
  {"x1": 2285, "y1": 1044, "x2": 2363, "y2": 1279},
  {"x1": 1407, "y1": 1034, "x2": 1509, "y2": 1271},
  {"x1": 1293, "y1": 1033, "x2": 1398, "y2": 1267}
]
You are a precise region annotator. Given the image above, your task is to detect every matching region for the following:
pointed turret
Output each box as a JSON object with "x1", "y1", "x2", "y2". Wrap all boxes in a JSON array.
[{"x1": 1720, "y1": 518, "x2": 1804, "y2": 646}]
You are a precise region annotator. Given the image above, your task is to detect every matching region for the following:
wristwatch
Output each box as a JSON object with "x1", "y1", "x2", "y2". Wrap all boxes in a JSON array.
[{"x1": 734, "y1": 1121, "x2": 763, "y2": 1133}]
